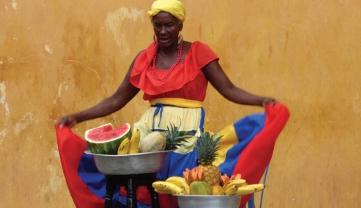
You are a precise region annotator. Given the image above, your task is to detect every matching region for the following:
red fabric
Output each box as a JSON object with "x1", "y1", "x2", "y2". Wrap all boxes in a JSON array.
[
  {"x1": 55, "y1": 125, "x2": 104, "y2": 208},
  {"x1": 233, "y1": 103, "x2": 290, "y2": 207},
  {"x1": 130, "y1": 41, "x2": 219, "y2": 101}
]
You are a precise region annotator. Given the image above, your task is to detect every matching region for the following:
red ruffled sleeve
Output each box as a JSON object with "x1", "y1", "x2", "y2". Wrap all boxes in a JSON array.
[
  {"x1": 192, "y1": 42, "x2": 219, "y2": 70},
  {"x1": 130, "y1": 41, "x2": 218, "y2": 99}
]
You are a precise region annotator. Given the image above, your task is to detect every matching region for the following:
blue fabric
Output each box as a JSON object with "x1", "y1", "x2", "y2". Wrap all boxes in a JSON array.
[
  {"x1": 78, "y1": 154, "x2": 106, "y2": 198},
  {"x1": 248, "y1": 195, "x2": 255, "y2": 208},
  {"x1": 152, "y1": 104, "x2": 164, "y2": 130},
  {"x1": 219, "y1": 113, "x2": 265, "y2": 176},
  {"x1": 157, "y1": 150, "x2": 199, "y2": 180}
]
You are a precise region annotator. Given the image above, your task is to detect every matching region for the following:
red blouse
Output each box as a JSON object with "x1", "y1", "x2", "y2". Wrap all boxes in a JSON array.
[{"x1": 130, "y1": 41, "x2": 219, "y2": 101}]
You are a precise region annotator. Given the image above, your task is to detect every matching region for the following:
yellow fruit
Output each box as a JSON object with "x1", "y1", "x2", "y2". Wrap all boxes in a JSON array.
[
  {"x1": 228, "y1": 179, "x2": 247, "y2": 187},
  {"x1": 211, "y1": 185, "x2": 225, "y2": 195},
  {"x1": 166, "y1": 176, "x2": 190, "y2": 194},
  {"x1": 200, "y1": 165, "x2": 221, "y2": 186},
  {"x1": 117, "y1": 138, "x2": 130, "y2": 155},
  {"x1": 152, "y1": 181, "x2": 184, "y2": 195},
  {"x1": 128, "y1": 128, "x2": 140, "y2": 154},
  {"x1": 224, "y1": 184, "x2": 237, "y2": 196},
  {"x1": 236, "y1": 184, "x2": 264, "y2": 195}
]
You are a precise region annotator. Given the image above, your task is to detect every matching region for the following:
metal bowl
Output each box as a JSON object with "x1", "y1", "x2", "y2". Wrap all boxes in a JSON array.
[
  {"x1": 84, "y1": 150, "x2": 171, "y2": 175},
  {"x1": 176, "y1": 195, "x2": 241, "y2": 208}
]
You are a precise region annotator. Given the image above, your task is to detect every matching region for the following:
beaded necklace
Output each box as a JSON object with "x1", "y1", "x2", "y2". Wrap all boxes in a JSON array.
[{"x1": 152, "y1": 40, "x2": 184, "y2": 71}]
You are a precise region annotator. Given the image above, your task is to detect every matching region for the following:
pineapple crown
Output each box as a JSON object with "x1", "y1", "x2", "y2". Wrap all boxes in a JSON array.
[
  {"x1": 196, "y1": 132, "x2": 222, "y2": 166},
  {"x1": 164, "y1": 123, "x2": 192, "y2": 150}
]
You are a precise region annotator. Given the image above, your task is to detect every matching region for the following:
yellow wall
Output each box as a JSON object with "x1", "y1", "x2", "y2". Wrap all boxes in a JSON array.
[{"x1": 1, "y1": 0, "x2": 360, "y2": 207}]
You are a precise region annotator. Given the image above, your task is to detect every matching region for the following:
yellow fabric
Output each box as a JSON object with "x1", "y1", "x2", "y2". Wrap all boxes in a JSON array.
[
  {"x1": 150, "y1": 98, "x2": 202, "y2": 108},
  {"x1": 133, "y1": 105, "x2": 202, "y2": 154},
  {"x1": 148, "y1": 0, "x2": 186, "y2": 22},
  {"x1": 213, "y1": 124, "x2": 239, "y2": 166}
]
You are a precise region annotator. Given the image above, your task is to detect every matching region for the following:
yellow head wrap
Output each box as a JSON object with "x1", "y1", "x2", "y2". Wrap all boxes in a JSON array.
[{"x1": 148, "y1": 0, "x2": 186, "y2": 22}]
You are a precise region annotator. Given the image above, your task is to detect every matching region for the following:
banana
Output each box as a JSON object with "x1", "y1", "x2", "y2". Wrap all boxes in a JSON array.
[
  {"x1": 152, "y1": 181, "x2": 184, "y2": 195},
  {"x1": 228, "y1": 179, "x2": 247, "y2": 187},
  {"x1": 236, "y1": 184, "x2": 264, "y2": 195},
  {"x1": 223, "y1": 180, "x2": 243, "y2": 192},
  {"x1": 224, "y1": 184, "x2": 237, "y2": 196},
  {"x1": 117, "y1": 138, "x2": 130, "y2": 155},
  {"x1": 128, "y1": 128, "x2": 140, "y2": 154},
  {"x1": 154, "y1": 188, "x2": 169, "y2": 194},
  {"x1": 166, "y1": 176, "x2": 190, "y2": 194}
]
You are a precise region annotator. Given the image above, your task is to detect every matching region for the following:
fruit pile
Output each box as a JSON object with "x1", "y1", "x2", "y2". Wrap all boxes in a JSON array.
[
  {"x1": 152, "y1": 132, "x2": 264, "y2": 196},
  {"x1": 152, "y1": 170, "x2": 264, "y2": 196},
  {"x1": 84, "y1": 123, "x2": 190, "y2": 155}
]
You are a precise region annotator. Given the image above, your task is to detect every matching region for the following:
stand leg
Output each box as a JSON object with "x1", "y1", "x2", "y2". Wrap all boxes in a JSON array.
[
  {"x1": 127, "y1": 177, "x2": 137, "y2": 208},
  {"x1": 148, "y1": 183, "x2": 160, "y2": 208},
  {"x1": 105, "y1": 176, "x2": 116, "y2": 208}
]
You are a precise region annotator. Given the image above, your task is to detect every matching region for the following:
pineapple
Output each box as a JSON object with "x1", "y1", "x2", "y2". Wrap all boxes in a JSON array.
[
  {"x1": 196, "y1": 132, "x2": 222, "y2": 186},
  {"x1": 164, "y1": 123, "x2": 190, "y2": 150}
]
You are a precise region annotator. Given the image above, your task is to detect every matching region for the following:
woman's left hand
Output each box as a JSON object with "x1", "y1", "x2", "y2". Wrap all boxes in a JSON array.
[{"x1": 261, "y1": 97, "x2": 277, "y2": 107}]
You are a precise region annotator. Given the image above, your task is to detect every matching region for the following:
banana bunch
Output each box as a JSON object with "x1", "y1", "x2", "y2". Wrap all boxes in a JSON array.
[
  {"x1": 223, "y1": 178, "x2": 246, "y2": 195},
  {"x1": 166, "y1": 176, "x2": 190, "y2": 194},
  {"x1": 221, "y1": 174, "x2": 264, "y2": 196},
  {"x1": 152, "y1": 176, "x2": 190, "y2": 195},
  {"x1": 117, "y1": 128, "x2": 140, "y2": 155}
]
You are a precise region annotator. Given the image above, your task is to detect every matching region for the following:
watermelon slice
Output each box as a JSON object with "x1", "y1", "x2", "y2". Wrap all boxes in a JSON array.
[{"x1": 84, "y1": 123, "x2": 132, "y2": 155}]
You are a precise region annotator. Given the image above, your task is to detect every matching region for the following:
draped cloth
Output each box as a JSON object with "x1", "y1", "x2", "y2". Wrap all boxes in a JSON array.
[{"x1": 55, "y1": 103, "x2": 289, "y2": 208}]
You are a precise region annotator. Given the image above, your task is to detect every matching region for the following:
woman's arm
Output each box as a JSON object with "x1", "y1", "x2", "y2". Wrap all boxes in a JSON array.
[
  {"x1": 203, "y1": 61, "x2": 275, "y2": 107},
  {"x1": 57, "y1": 63, "x2": 139, "y2": 127}
]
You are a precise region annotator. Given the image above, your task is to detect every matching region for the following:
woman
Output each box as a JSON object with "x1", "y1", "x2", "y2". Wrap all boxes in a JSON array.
[
  {"x1": 58, "y1": 1, "x2": 275, "y2": 129},
  {"x1": 57, "y1": 0, "x2": 288, "y2": 207}
]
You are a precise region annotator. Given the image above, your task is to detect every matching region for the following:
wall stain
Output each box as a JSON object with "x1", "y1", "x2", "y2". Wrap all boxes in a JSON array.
[
  {"x1": 37, "y1": 164, "x2": 63, "y2": 200},
  {"x1": 11, "y1": 0, "x2": 18, "y2": 10},
  {"x1": 0, "y1": 129, "x2": 7, "y2": 144},
  {"x1": 0, "y1": 82, "x2": 10, "y2": 117},
  {"x1": 14, "y1": 112, "x2": 34, "y2": 135},
  {"x1": 284, "y1": 31, "x2": 289, "y2": 51},
  {"x1": 105, "y1": 7, "x2": 145, "y2": 55},
  {"x1": 352, "y1": 94, "x2": 361, "y2": 117}
]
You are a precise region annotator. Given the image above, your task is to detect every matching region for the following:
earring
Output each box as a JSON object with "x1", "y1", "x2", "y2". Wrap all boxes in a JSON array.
[
  {"x1": 153, "y1": 34, "x2": 158, "y2": 44},
  {"x1": 177, "y1": 34, "x2": 183, "y2": 48}
]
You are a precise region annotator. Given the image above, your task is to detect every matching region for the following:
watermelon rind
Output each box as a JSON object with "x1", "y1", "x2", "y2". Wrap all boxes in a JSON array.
[{"x1": 84, "y1": 123, "x2": 132, "y2": 155}]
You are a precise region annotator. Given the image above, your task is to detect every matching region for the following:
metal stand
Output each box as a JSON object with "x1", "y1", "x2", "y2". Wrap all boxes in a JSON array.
[{"x1": 104, "y1": 173, "x2": 160, "y2": 208}]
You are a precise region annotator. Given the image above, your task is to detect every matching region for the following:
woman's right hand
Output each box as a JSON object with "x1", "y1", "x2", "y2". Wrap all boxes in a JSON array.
[{"x1": 56, "y1": 115, "x2": 78, "y2": 128}]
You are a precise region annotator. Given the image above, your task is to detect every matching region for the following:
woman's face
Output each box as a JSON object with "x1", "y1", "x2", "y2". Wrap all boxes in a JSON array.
[{"x1": 152, "y1": 12, "x2": 183, "y2": 48}]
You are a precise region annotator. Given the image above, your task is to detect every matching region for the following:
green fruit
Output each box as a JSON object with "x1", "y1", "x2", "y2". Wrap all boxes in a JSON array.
[{"x1": 189, "y1": 181, "x2": 212, "y2": 195}]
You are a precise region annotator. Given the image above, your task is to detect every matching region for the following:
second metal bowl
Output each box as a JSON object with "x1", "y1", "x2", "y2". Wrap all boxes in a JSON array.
[{"x1": 176, "y1": 195, "x2": 241, "y2": 208}]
